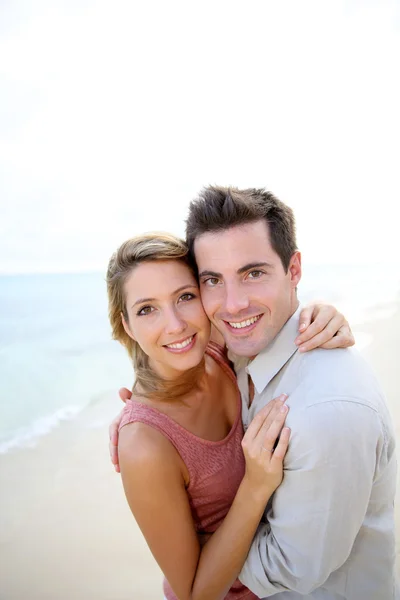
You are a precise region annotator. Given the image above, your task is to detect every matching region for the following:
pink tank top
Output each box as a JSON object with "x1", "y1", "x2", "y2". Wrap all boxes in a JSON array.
[{"x1": 119, "y1": 342, "x2": 258, "y2": 600}]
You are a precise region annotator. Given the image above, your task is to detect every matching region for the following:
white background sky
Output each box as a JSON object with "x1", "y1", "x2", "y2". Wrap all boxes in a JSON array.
[{"x1": 0, "y1": 0, "x2": 399, "y2": 274}]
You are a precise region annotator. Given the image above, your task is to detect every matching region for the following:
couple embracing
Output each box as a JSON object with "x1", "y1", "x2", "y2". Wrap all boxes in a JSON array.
[{"x1": 107, "y1": 186, "x2": 397, "y2": 599}]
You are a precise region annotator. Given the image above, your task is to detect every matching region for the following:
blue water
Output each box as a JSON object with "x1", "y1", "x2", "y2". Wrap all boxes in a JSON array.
[
  {"x1": 0, "y1": 272, "x2": 132, "y2": 452},
  {"x1": 1, "y1": 265, "x2": 399, "y2": 453}
]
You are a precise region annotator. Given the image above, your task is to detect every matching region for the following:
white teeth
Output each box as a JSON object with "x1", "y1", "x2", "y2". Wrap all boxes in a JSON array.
[
  {"x1": 228, "y1": 315, "x2": 261, "y2": 329},
  {"x1": 166, "y1": 336, "x2": 194, "y2": 349}
]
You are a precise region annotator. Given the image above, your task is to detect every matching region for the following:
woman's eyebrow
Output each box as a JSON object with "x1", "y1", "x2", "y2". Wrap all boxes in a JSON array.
[
  {"x1": 131, "y1": 284, "x2": 197, "y2": 308},
  {"x1": 132, "y1": 296, "x2": 156, "y2": 308}
]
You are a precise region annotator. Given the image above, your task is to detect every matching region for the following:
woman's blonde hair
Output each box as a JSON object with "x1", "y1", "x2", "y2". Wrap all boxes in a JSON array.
[{"x1": 106, "y1": 232, "x2": 205, "y2": 401}]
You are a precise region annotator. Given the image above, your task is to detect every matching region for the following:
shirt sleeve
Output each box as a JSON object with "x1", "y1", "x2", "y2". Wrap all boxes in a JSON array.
[{"x1": 239, "y1": 397, "x2": 384, "y2": 597}]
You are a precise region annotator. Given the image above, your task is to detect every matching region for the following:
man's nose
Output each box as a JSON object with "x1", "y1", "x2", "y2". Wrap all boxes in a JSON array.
[
  {"x1": 223, "y1": 283, "x2": 250, "y2": 315},
  {"x1": 164, "y1": 307, "x2": 186, "y2": 335}
]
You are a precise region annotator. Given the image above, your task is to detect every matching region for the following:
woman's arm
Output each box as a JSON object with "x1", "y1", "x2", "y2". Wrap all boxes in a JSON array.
[{"x1": 119, "y1": 397, "x2": 290, "y2": 600}]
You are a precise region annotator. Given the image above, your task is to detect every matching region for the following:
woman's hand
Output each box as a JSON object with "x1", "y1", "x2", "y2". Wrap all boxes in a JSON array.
[
  {"x1": 241, "y1": 394, "x2": 290, "y2": 500},
  {"x1": 295, "y1": 303, "x2": 355, "y2": 352}
]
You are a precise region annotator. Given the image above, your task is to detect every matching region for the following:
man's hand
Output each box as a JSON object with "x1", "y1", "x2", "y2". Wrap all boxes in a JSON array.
[
  {"x1": 295, "y1": 303, "x2": 355, "y2": 352},
  {"x1": 109, "y1": 387, "x2": 132, "y2": 473}
]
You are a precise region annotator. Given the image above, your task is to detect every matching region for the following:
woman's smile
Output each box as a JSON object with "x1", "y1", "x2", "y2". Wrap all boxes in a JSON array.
[{"x1": 164, "y1": 333, "x2": 197, "y2": 352}]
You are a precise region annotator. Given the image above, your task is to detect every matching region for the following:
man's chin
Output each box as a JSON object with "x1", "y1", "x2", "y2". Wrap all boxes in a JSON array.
[{"x1": 224, "y1": 335, "x2": 267, "y2": 359}]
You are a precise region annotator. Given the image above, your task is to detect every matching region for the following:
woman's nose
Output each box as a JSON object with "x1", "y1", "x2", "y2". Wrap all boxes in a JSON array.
[{"x1": 164, "y1": 308, "x2": 186, "y2": 336}]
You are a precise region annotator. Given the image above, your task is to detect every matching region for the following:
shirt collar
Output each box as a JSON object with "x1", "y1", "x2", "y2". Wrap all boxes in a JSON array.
[{"x1": 247, "y1": 305, "x2": 302, "y2": 394}]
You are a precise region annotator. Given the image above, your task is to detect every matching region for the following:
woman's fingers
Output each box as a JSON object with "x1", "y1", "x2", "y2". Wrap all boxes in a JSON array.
[
  {"x1": 296, "y1": 304, "x2": 342, "y2": 347},
  {"x1": 258, "y1": 404, "x2": 289, "y2": 454},
  {"x1": 119, "y1": 387, "x2": 132, "y2": 403},
  {"x1": 298, "y1": 315, "x2": 355, "y2": 351},
  {"x1": 298, "y1": 324, "x2": 336, "y2": 351},
  {"x1": 243, "y1": 394, "x2": 287, "y2": 442},
  {"x1": 109, "y1": 408, "x2": 124, "y2": 472},
  {"x1": 298, "y1": 304, "x2": 335, "y2": 336},
  {"x1": 319, "y1": 322, "x2": 355, "y2": 349},
  {"x1": 297, "y1": 312, "x2": 342, "y2": 351},
  {"x1": 295, "y1": 304, "x2": 355, "y2": 352},
  {"x1": 242, "y1": 403, "x2": 290, "y2": 495},
  {"x1": 270, "y1": 426, "x2": 291, "y2": 463}
]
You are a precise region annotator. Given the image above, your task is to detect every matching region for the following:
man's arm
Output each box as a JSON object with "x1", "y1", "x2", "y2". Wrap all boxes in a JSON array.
[{"x1": 239, "y1": 398, "x2": 381, "y2": 597}]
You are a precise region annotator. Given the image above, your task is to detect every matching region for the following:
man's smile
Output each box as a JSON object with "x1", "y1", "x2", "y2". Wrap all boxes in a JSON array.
[{"x1": 223, "y1": 314, "x2": 263, "y2": 334}]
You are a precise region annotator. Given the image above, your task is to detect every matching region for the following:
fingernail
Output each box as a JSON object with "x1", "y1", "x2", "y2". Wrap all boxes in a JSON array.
[
  {"x1": 279, "y1": 394, "x2": 288, "y2": 401},
  {"x1": 280, "y1": 404, "x2": 288, "y2": 413},
  {"x1": 299, "y1": 323, "x2": 306, "y2": 331},
  {"x1": 299, "y1": 345, "x2": 306, "y2": 352}
]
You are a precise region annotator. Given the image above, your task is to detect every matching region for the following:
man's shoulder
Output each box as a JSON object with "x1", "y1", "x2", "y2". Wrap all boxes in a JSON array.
[
  {"x1": 289, "y1": 346, "x2": 386, "y2": 412},
  {"x1": 296, "y1": 345, "x2": 374, "y2": 383},
  {"x1": 298, "y1": 344, "x2": 364, "y2": 369},
  {"x1": 285, "y1": 348, "x2": 388, "y2": 452}
]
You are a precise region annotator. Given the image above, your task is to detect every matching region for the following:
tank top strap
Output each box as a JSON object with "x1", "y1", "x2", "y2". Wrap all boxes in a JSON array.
[
  {"x1": 205, "y1": 341, "x2": 237, "y2": 385},
  {"x1": 119, "y1": 400, "x2": 199, "y2": 467}
]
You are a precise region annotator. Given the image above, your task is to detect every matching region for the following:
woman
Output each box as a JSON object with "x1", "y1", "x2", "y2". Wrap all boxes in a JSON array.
[{"x1": 106, "y1": 232, "x2": 353, "y2": 600}]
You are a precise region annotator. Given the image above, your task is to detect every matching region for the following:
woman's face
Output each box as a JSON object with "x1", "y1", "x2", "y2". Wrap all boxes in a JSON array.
[{"x1": 122, "y1": 259, "x2": 211, "y2": 380}]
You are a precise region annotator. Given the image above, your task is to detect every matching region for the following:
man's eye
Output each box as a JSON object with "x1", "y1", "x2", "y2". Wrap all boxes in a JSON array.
[
  {"x1": 137, "y1": 305, "x2": 154, "y2": 316},
  {"x1": 248, "y1": 270, "x2": 263, "y2": 279},
  {"x1": 179, "y1": 293, "x2": 195, "y2": 302},
  {"x1": 204, "y1": 277, "x2": 220, "y2": 286}
]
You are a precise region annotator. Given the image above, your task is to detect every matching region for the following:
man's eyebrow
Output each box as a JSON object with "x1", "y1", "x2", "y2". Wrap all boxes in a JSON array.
[
  {"x1": 237, "y1": 262, "x2": 273, "y2": 275},
  {"x1": 198, "y1": 270, "x2": 222, "y2": 280},
  {"x1": 198, "y1": 263, "x2": 272, "y2": 280},
  {"x1": 131, "y1": 284, "x2": 197, "y2": 308}
]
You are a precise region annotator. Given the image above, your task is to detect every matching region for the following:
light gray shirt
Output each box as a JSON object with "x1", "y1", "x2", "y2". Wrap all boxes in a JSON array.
[{"x1": 237, "y1": 306, "x2": 398, "y2": 599}]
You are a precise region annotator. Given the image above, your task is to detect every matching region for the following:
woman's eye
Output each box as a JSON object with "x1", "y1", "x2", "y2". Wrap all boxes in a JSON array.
[
  {"x1": 137, "y1": 305, "x2": 154, "y2": 316},
  {"x1": 179, "y1": 293, "x2": 195, "y2": 302},
  {"x1": 247, "y1": 270, "x2": 263, "y2": 279}
]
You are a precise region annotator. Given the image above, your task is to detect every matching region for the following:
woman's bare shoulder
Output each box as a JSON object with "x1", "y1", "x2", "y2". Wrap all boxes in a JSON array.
[{"x1": 119, "y1": 420, "x2": 180, "y2": 468}]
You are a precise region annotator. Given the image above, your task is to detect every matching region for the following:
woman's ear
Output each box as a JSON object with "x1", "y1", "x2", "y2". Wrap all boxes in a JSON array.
[{"x1": 121, "y1": 312, "x2": 135, "y2": 341}]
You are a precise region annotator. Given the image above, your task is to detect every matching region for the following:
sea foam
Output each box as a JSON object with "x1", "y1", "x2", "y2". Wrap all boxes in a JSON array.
[{"x1": 0, "y1": 405, "x2": 83, "y2": 454}]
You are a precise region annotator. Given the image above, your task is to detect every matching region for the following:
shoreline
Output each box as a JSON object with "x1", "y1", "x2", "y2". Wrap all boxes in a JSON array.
[{"x1": 1, "y1": 309, "x2": 399, "y2": 599}]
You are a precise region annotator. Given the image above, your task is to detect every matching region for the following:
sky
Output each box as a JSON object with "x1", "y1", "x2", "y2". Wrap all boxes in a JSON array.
[{"x1": 0, "y1": 0, "x2": 399, "y2": 274}]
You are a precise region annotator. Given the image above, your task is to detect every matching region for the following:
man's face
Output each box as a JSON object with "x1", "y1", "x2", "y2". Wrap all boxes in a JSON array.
[{"x1": 194, "y1": 220, "x2": 301, "y2": 357}]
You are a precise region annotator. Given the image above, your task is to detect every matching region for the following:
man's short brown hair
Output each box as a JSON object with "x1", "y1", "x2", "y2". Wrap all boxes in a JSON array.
[{"x1": 186, "y1": 186, "x2": 297, "y2": 272}]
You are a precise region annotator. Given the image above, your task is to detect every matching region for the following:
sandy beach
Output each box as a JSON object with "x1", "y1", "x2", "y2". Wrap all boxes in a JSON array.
[{"x1": 1, "y1": 310, "x2": 399, "y2": 600}]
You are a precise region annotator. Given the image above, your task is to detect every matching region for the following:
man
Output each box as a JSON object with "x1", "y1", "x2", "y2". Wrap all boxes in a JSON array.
[{"x1": 111, "y1": 186, "x2": 397, "y2": 598}]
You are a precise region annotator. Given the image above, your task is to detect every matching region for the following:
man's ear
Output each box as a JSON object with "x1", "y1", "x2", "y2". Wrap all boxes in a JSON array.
[
  {"x1": 121, "y1": 312, "x2": 135, "y2": 341},
  {"x1": 288, "y1": 251, "x2": 302, "y2": 288}
]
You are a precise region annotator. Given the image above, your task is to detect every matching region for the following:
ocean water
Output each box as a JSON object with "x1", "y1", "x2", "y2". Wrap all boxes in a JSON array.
[
  {"x1": 0, "y1": 272, "x2": 132, "y2": 453},
  {"x1": 1, "y1": 264, "x2": 399, "y2": 454}
]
